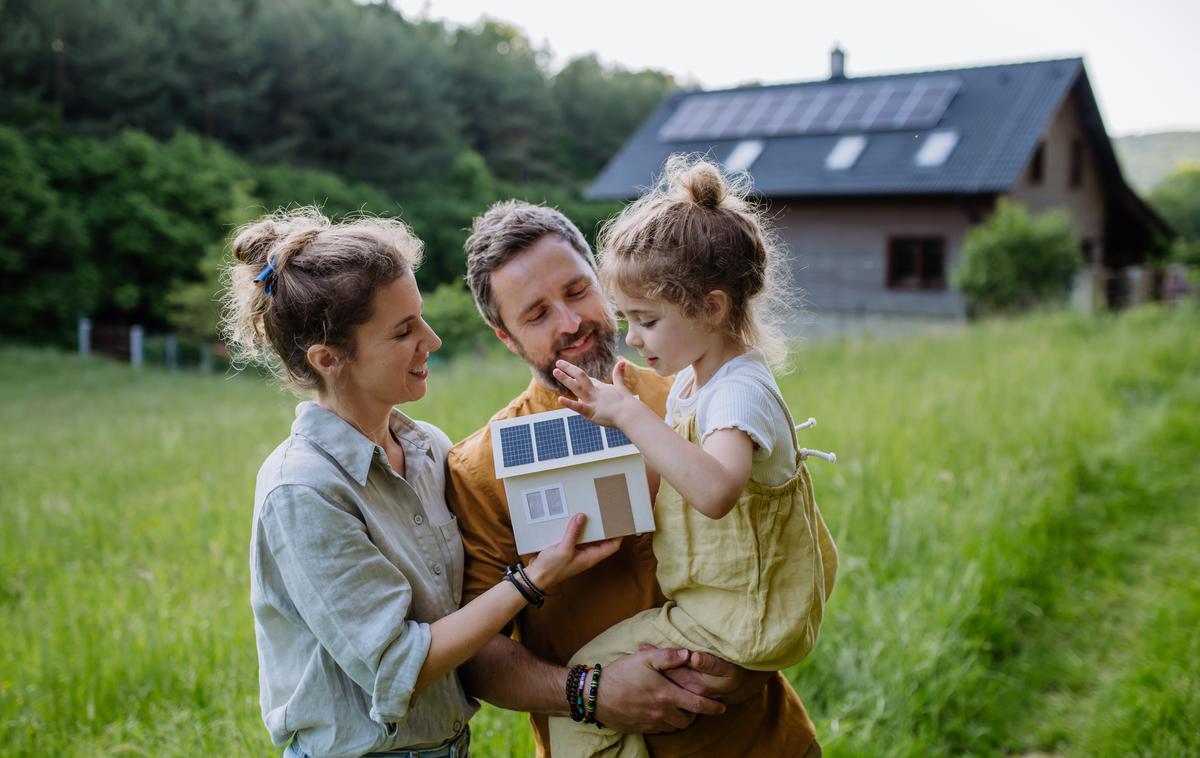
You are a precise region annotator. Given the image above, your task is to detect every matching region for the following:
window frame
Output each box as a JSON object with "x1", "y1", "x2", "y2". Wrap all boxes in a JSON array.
[{"x1": 885, "y1": 236, "x2": 948, "y2": 291}]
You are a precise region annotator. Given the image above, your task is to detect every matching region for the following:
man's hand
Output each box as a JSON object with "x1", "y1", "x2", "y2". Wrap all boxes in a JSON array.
[
  {"x1": 593, "y1": 647, "x2": 726, "y2": 734},
  {"x1": 642, "y1": 644, "x2": 774, "y2": 705}
]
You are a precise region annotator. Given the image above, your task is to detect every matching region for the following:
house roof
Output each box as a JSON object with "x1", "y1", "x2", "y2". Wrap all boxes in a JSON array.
[
  {"x1": 490, "y1": 408, "x2": 639, "y2": 479},
  {"x1": 588, "y1": 57, "x2": 1121, "y2": 200}
]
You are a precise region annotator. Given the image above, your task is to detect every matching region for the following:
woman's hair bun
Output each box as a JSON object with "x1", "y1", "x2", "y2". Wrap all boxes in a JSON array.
[
  {"x1": 679, "y1": 161, "x2": 726, "y2": 209},
  {"x1": 231, "y1": 218, "x2": 284, "y2": 265}
]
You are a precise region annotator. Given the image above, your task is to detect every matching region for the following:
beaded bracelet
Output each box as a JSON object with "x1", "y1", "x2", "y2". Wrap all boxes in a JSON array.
[
  {"x1": 566, "y1": 664, "x2": 589, "y2": 722},
  {"x1": 584, "y1": 663, "x2": 603, "y2": 725}
]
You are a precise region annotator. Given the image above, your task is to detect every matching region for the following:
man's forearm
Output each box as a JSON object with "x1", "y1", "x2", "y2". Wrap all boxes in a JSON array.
[{"x1": 458, "y1": 633, "x2": 569, "y2": 715}]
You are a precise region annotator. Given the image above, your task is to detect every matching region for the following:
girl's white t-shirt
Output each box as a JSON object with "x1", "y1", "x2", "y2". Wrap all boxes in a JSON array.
[{"x1": 665, "y1": 348, "x2": 797, "y2": 487}]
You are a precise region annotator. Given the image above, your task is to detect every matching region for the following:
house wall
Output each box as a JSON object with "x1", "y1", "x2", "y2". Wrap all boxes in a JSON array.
[
  {"x1": 1005, "y1": 92, "x2": 1109, "y2": 309},
  {"x1": 503, "y1": 456, "x2": 653, "y2": 554},
  {"x1": 1006, "y1": 93, "x2": 1106, "y2": 253},
  {"x1": 776, "y1": 197, "x2": 975, "y2": 319},
  {"x1": 776, "y1": 94, "x2": 1113, "y2": 321}
]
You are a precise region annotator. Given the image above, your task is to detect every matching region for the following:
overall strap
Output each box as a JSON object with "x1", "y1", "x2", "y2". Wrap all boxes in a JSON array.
[{"x1": 741, "y1": 370, "x2": 836, "y2": 466}]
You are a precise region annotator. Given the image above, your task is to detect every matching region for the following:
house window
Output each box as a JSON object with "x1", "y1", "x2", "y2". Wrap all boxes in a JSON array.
[
  {"x1": 1069, "y1": 139, "x2": 1085, "y2": 188},
  {"x1": 825, "y1": 135, "x2": 867, "y2": 170},
  {"x1": 887, "y1": 238, "x2": 946, "y2": 290},
  {"x1": 1081, "y1": 238, "x2": 1095, "y2": 264},
  {"x1": 914, "y1": 130, "x2": 959, "y2": 167},
  {"x1": 1029, "y1": 143, "x2": 1045, "y2": 185},
  {"x1": 523, "y1": 484, "x2": 568, "y2": 524},
  {"x1": 724, "y1": 140, "x2": 764, "y2": 172}
]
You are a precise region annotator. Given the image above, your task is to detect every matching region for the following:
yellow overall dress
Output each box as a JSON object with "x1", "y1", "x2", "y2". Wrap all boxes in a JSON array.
[{"x1": 549, "y1": 382, "x2": 838, "y2": 758}]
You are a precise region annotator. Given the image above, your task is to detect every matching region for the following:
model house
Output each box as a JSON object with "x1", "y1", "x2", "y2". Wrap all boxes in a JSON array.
[
  {"x1": 589, "y1": 51, "x2": 1173, "y2": 322},
  {"x1": 491, "y1": 408, "x2": 655, "y2": 554}
]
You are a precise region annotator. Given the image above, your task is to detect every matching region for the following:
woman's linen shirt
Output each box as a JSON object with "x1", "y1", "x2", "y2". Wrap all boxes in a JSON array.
[{"x1": 250, "y1": 402, "x2": 475, "y2": 758}]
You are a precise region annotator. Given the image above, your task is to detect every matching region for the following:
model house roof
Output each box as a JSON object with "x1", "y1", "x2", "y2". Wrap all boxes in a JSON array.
[
  {"x1": 588, "y1": 56, "x2": 1134, "y2": 200},
  {"x1": 491, "y1": 408, "x2": 637, "y2": 479}
]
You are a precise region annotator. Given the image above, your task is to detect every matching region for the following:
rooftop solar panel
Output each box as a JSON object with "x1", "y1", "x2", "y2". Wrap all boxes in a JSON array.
[
  {"x1": 499, "y1": 425, "x2": 535, "y2": 468},
  {"x1": 658, "y1": 76, "x2": 961, "y2": 142},
  {"x1": 567, "y1": 414, "x2": 605, "y2": 455},
  {"x1": 533, "y1": 418, "x2": 569, "y2": 462}
]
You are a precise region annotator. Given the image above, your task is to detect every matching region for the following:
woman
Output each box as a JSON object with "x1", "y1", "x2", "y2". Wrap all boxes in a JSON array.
[{"x1": 223, "y1": 208, "x2": 618, "y2": 758}]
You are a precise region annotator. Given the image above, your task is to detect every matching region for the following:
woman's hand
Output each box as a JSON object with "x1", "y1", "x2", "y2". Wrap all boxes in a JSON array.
[
  {"x1": 554, "y1": 359, "x2": 636, "y2": 428},
  {"x1": 526, "y1": 513, "x2": 621, "y2": 589}
]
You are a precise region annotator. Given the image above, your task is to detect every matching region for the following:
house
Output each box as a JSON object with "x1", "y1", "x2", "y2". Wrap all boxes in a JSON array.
[
  {"x1": 588, "y1": 51, "x2": 1173, "y2": 322},
  {"x1": 491, "y1": 408, "x2": 655, "y2": 554}
]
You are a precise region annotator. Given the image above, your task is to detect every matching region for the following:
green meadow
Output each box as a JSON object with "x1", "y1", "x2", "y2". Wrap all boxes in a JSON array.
[{"x1": 2, "y1": 306, "x2": 1198, "y2": 757}]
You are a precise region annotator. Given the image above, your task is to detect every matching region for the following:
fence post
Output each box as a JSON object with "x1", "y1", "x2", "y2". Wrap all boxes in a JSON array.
[
  {"x1": 130, "y1": 325, "x2": 144, "y2": 368},
  {"x1": 78, "y1": 317, "x2": 92, "y2": 357},
  {"x1": 165, "y1": 335, "x2": 178, "y2": 370}
]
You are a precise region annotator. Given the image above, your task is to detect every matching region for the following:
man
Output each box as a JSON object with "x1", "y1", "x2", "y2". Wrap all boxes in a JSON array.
[{"x1": 446, "y1": 200, "x2": 820, "y2": 756}]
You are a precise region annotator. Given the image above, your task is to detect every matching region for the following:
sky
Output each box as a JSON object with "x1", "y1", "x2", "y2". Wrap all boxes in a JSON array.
[{"x1": 394, "y1": 0, "x2": 1199, "y2": 136}]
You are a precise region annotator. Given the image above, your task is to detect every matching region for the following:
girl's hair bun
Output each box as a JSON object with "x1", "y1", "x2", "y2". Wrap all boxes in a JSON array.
[
  {"x1": 231, "y1": 218, "x2": 284, "y2": 265},
  {"x1": 679, "y1": 161, "x2": 726, "y2": 209}
]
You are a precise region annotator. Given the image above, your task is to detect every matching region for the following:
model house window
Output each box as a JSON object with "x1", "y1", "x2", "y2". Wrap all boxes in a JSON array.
[
  {"x1": 1029, "y1": 143, "x2": 1045, "y2": 185},
  {"x1": 887, "y1": 238, "x2": 946, "y2": 290},
  {"x1": 523, "y1": 484, "x2": 568, "y2": 524},
  {"x1": 1069, "y1": 139, "x2": 1085, "y2": 188}
]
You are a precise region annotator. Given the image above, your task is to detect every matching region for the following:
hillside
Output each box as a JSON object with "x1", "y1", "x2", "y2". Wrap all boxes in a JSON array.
[{"x1": 1113, "y1": 131, "x2": 1200, "y2": 193}]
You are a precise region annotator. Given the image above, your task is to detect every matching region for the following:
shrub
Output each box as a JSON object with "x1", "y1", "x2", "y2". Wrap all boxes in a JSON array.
[
  {"x1": 953, "y1": 200, "x2": 1081, "y2": 314},
  {"x1": 419, "y1": 281, "x2": 495, "y2": 359}
]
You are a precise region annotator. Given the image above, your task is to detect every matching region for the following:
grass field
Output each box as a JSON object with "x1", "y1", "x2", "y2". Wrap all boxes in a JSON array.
[{"x1": 2, "y1": 306, "x2": 1198, "y2": 757}]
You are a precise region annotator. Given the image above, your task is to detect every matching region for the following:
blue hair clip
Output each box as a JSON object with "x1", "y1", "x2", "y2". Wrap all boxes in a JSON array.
[{"x1": 254, "y1": 259, "x2": 277, "y2": 295}]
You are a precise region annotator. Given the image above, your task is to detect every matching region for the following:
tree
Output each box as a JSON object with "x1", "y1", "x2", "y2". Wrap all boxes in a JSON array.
[
  {"x1": 0, "y1": 125, "x2": 94, "y2": 343},
  {"x1": 552, "y1": 55, "x2": 675, "y2": 179},
  {"x1": 953, "y1": 200, "x2": 1082, "y2": 314},
  {"x1": 1149, "y1": 166, "x2": 1200, "y2": 266}
]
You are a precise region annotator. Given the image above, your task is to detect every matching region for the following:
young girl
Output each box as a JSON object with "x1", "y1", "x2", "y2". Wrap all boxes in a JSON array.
[{"x1": 549, "y1": 157, "x2": 838, "y2": 758}]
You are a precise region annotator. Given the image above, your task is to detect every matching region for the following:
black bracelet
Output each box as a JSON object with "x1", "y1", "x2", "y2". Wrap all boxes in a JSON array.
[
  {"x1": 515, "y1": 562, "x2": 547, "y2": 599},
  {"x1": 503, "y1": 565, "x2": 539, "y2": 606},
  {"x1": 504, "y1": 564, "x2": 544, "y2": 608}
]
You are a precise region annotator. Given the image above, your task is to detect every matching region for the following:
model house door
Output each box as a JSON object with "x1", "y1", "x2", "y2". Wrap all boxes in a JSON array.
[{"x1": 593, "y1": 473, "x2": 636, "y2": 538}]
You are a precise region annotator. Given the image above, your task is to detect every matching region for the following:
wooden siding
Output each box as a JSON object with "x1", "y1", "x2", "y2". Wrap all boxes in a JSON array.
[{"x1": 776, "y1": 198, "x2": 974, "y2": 318}]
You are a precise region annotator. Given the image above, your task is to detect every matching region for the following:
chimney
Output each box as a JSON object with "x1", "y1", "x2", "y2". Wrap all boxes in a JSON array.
[{"x1": 830, "y1": 45, "x2": 846, "y2": 79}]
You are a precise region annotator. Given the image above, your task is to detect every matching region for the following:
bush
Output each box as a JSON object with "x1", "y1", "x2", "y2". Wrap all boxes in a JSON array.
[
  {"x1": 953, "y1": 200, "x2": 1081, "y2": 314},
  {"x1": 419, "y1": 281, "x2": 495, "y2": 359}
]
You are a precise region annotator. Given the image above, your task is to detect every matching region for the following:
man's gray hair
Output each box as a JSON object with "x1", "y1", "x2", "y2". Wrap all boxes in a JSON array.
[{"x1": 464, "y1": 200, "x2": 596, "y2": 330}]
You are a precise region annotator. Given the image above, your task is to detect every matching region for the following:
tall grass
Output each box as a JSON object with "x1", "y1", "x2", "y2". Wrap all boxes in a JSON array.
[{"x1": 1, "y1": 306, "x2": 1197, "y2": 756}]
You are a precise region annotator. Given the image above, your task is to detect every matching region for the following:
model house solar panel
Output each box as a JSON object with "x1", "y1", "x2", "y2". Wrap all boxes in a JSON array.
[
  {"x1": 534, "y1": 418, "x2": 569, "y2": 461},
  {"x1": 499, "y1": 424, "x2": 535, "y2": 468},
  {"x1": 604, "y1": 427, "x2": 634, "y2": 448},
  {"x1": 567, "y1": 415, "x2": 605, "y2": 455}
]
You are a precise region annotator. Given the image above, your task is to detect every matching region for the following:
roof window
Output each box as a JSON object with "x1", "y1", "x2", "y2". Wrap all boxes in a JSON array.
[
  {"x1": 915, "y1": 129, "x2": 959, "y2": 167},
  {"x1": 825, "y1": 135, "x2": 867, "y2": 170},
  {"x1": 723, "y1": 140, "x2": 764, "y2": 172}
]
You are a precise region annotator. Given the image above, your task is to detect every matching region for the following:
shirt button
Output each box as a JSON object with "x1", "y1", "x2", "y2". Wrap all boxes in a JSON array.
[
  {"x1": 453, "y1": 720, "x2": 462, "y2": 732},
  {"x1": 433, "y1": 563, "x2": 443, "y2": 575},
  {"x1": 413, "y1": 514, "x2": 424, "y2": 526}
]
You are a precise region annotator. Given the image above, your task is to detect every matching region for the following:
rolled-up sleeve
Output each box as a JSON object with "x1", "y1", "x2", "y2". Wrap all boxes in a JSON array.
[{"x1": 259, "y1": 484, "x2": 431, "y2": 724}]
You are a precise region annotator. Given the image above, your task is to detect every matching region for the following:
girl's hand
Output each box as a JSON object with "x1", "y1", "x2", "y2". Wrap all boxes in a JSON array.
[
  {"x1": 526, "y1": 513, "x2": 622, "y2": 589},
  {"x1": 554, "y1": 359, "x2": 634, "y2": 428}
]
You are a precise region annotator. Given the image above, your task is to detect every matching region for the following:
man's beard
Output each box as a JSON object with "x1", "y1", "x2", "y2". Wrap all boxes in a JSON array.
[{"x1": 515, "y1": 320, "x2": 620, "y2": 396}]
